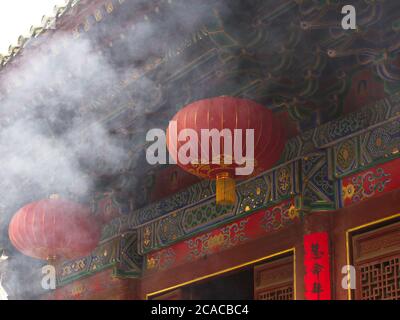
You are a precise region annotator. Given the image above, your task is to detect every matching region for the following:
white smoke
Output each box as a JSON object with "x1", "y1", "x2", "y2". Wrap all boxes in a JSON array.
[{"x1": 0, "y1": 0, "x2": 228, "y2": 299}]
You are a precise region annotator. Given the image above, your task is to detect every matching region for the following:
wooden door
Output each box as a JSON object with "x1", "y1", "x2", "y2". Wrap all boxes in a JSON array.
[
  {"x1": 254, "y1": 255, "x2": 294, "y2": 300},
  {"x1": 352, "y1": 221, "x2": 400, "y2": 300}
]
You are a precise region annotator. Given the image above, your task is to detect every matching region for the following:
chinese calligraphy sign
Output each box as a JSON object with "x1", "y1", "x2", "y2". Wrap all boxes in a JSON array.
[{"x1": 304, "y1": 232, "x2": 331, "y2": 300}]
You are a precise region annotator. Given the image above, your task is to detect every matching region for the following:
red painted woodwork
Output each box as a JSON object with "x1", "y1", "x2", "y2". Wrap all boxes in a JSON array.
[
  {"x1": 33, "y1": 163, "x2": 400, "y2": 300},
  {"x1": 342, "y1": 157, "x2": 400, "y2": 207},
  {"x1": 140, "y1": 221, "x2": 303, "y2": 300},
  {"x1": 9, "y1": 198, "x2": 102, "y2": 261},
  {"x1": 45, "y1": 270, "x2": 139, "y2": 300},
  {"x1": 145, "y1": 199, "x2": 299, "y2": 273}
]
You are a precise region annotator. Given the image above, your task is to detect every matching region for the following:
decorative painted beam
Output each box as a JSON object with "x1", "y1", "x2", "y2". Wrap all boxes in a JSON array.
[
  {"x1": 144, "y1": 198, "x2": 300, "y2": 273},
  {"x1": 339, "y1": 156, "x2": 400, "y2": 208},
  {"x1": 55, "y1": 110, "x2": 400, "y2": 287},
  {"x1": 56, "y1": 230, "x2": 142, "y2": 287},
  {"x1": 282, "y1": 91, "x2": 400, "y2": 161},
  {"x1": 137, "y1": 152, "x2": 336, "y2": 255}
]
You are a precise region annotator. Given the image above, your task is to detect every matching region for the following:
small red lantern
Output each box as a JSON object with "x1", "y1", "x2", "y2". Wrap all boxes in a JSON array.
[
  {"x1": 167, "y1": 96, "x2": 286, "y2": 205},
  {"x1": 9, "y1": 198, "x2": 101, "y2": 261}
]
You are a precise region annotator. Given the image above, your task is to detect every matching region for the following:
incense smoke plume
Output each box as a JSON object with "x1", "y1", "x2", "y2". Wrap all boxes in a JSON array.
[{"x1": 0, "y1": 0, "x2": 229, "y2": 299}]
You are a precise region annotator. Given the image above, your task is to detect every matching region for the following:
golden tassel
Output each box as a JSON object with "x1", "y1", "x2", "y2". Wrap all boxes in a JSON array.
[{"x1": 216, "y1": 172, "x2": 236, "y2": 206}]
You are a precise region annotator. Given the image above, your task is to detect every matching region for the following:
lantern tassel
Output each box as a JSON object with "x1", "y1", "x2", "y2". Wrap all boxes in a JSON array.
[{"x1": 216, "y1": 172, "x2": 236, "y2": 206}]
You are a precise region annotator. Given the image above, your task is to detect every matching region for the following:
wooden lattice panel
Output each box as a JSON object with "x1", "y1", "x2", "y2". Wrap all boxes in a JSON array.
[
  {"x1": 352, "y1": 221, "x2": 400, "y2": 300},
  {"x1": 257, "y1": 284, "x2": 294, "y2": 300},
  {"x1": 358, "y1": 255, "x2": 400, "y2": 300},
  {"x1": 254, "y1": 255, "x2": 294, "y2": 300}
]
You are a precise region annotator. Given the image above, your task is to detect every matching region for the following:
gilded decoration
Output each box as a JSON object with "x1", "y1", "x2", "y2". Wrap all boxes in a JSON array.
[
  {"x1": 143, "y1": 226, "x2": 152, "y2": 248},
  {"x1": 283, "y1": 93, "x2": 400, "y2": 163},
  {"x1": 144, "y1": 199, "x2": 300, "y2": 273},
  {"x1": 58, "y1": 112, "x2": 400, "y2": 283},
  {"x1": 60, "y1": 258, "x2": 88, "y2": 279},
  {"x1": 365, "y1": 123, "x2": 399, "y2": 161},
  {"x1": 186, "y1": 219, "x2": 249, "y2": 262},
  {"x1": 146, "y1": 257, "x2": 157, "y2": 270},
  {"x1": 288, "y1": 204, "x2": 300, "y2": 220},
  {"x1": 90, "y1": 240, "x2": 118, "y2": 272},
  {"x1": 342, "y1": 168, "x2": 392, "y2": 204},
  {"x1": 331, "y1": 114, "x2": 400, "y2": 179},
  {"x1": 337, "y1": 140, "x2": 356, "y2": 171},
  {"x1": 237, "y1": 175, "x2": 271, "y2": 214},
  {"x1": 137, "y1": 158, "x2": 301, "y2": 254},
  {"x1": 182, "y1": 200, "x2": 235, "y2": 233},
  {"x1": 158, "y1": 212, "x2": 183, "y2": 244},
  {"x1": 145, "y1": 248, "x2": 176, "y2": 271},
  {"x1": 342, "y1": 184, "x2": 356, "y2": 201},
  {"x1": 261, "y1": 201, "x2": 298, "y2": 232},
  {"x1": 277, "y1": 167, "x2": 291, "y2": 197}
]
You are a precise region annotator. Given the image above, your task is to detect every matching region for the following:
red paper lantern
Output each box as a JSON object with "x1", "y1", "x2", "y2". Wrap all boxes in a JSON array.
[
  {"x1": 167, "y1": 96, "x2": 286, "y2": 205},
  {"x1": 9, "y1": 198, "x2": 102, "y2": 261}
]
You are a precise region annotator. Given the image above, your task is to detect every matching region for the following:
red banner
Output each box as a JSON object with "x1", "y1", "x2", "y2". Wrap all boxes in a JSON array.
[{"x1": 304, "y1": 232, "x2": 331, "y2": 300}]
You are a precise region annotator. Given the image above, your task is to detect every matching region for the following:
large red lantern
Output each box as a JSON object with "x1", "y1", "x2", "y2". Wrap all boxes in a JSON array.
[
  {"x1": 167, "y1": 96, "x2": 286, "y2": 205},
  {"x1": 9, "y1": 198, "x2": 102, "y2": 261}
]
